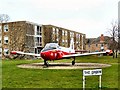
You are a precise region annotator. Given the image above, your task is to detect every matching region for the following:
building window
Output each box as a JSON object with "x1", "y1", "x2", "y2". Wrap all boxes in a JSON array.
[
  {"x1": 4, "y1": 36, "x2": 8, "y2": 44},
  {"x1": 70, "y1": 32, "x2": 74, "y2": 38},
  {"x1": 40, "y1": 37, "x2": 42, "y2": 42},
  {"x1": 40, "y1": 27, "x2": 42, "y2": 35},
  {"x1": 65, "y1": 40, "x2": 67, "y2": 42},
  {"x1": 56, "y1": 38, "x2": 59, "y2": 42},
  {"x1": 62, "y1": 30, "x2": 64, "y2": 35},
  {"x1": 65, "y1": 31, "x2": 67, "y2": 36},
  {"x1": 53, "y1": 27, "x2": 55, "y2": 34},
  {"x1": 34, "y1": 37, "x2": 42, "y2": 46},
  {"x1": 56, "y1": 28, "x2": 59, "y2": 34},
  {"x1": 0, "y1": 37, "x2": 1, "y2": 44},
  {"x1": 37, "y1": 26, "x2": 40, "y2": 35},
  {"x1": 62, "y1": 39, "x2": 64, "y2": 43},
  {"x1": 96, "y1": 44, "x2": 98, "y2": 47},
  {"x1": 37, "y1": 26, "x2": 39, "y2": 31},
  {"x1": 4, "y1": 25, "x2": 9, "y2": 32},
  {"x1": 35, "y1": 25, "x2": 42, "y2": 35},
  {"x1": 0, "y1": 25, "x2": 1, "y2": 32},
  {"x1": 101, "y1": 44, "x2": 104, "y2": 47},
  {"x1": 4, "y1": 48, "x2": 9, "y2": 55},
  {"x1": 0, "y1": 48, "x2": 2, "y2": 55},
  {"x1": 88, "y1": 44, "x2": 90, "y2": 48},
  {"x1": 77, "y1": 34, "x2": 80, "y2": 39}
]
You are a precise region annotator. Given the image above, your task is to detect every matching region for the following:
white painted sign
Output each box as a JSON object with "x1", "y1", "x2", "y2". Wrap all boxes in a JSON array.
[
  {"x1": 83, "y1": 69, "x2": 102, "y2": 76},
  {"x1": 83, "y1": 69, "x2": 102, "y2": 90}
]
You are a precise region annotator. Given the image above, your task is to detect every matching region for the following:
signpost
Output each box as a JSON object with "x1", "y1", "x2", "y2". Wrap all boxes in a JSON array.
[{"x1": 83, "y1": 69, "x2": 102, "y2": 90}]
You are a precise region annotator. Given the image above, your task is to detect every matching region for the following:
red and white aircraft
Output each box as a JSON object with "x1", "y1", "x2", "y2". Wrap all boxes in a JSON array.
[{"x1": 11, "y1": 40, "x2": 108, "y2": 67}]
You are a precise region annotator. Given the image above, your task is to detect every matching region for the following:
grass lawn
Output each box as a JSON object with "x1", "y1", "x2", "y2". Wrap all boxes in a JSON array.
[{"x1": 2, "y1": 55, "x2": 119, "y2": 89}]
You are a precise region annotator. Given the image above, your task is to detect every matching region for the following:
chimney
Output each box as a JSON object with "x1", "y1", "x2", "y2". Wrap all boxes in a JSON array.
[{"x1": 100, "y1": 34, "x2": 104, "y2": 43}]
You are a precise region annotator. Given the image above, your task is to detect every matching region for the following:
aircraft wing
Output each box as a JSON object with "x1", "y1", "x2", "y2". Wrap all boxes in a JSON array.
[
  {"x1": 11, "y1": 51, "x2": 40, "y2": 57},
  {"x1": 63, "y1": 51, "x2": 106, "y2": 58}
]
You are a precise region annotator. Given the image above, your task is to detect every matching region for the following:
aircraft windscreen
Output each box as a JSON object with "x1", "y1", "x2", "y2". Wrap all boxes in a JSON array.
[{"x1": 41, "y1": 43, "x2": 59, "y2": 52}]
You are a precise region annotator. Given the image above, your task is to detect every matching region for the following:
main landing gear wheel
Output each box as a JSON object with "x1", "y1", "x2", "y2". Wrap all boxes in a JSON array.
[
  {"x1": 44, "y1": 60, "x2": 49, "y2": 67},
  {"x1": 72, "y1": 61, "x2": 75, "y2": 65},
  {"x1": 72, "y1": 57, "x2": 75, "y2": 65}
]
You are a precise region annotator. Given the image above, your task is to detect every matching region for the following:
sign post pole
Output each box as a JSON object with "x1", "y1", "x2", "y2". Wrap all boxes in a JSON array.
[
  {"x1": 83, "y1": 75, "x2": 85, "y2": 90},
  {"x1": 99, "y1": 75, "x2": 101, "y2": 89}
]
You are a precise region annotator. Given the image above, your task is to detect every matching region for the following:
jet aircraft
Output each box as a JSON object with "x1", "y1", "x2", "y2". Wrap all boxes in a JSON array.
[
  {"x1": 11, "y1": 42, "x2": 108, "y2": 67},
  {"x1": 11, "y1": 38, "x2": 110, "y2": 67}
]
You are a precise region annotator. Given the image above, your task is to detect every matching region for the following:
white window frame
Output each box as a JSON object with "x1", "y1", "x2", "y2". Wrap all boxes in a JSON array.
[
  {"x1": 0, "y1": 25, "x2": 1, "y2": 29},
  {"x1": 70, "y1": 32, "x2": 74, "y2": 38},
  {"x1": 34, "y1": 25, "x2": 37, "y2": 35},
  {"x1": 56, "y1": 28, "x2": 59, "y2": 34},
  {"x1": 62, "y1": 30, "x2": 65, "y2": 35},
  {"x1": 65, "y1": 31, "x2": 67, "y2": 36},
  {"x1": 4, "y1": 25, "x2": 9, "y2": 32},
  {"x1": 0, "y1": 37, "x2": 2, "y2": 47},
  {"x1": 0, "y1": 25, "x2": 2, "y2": 33},
  {"x1": 0, "y1": 37, "x2": 1, "y2": 43},
  {"x1": 56, "y1": 38, "x2": 59, "y2": 42},
  {"x1": 65, "y1": 40, "x2": 67, "y2": 42},
  {"x1": 53, "y1": 27, "x2": 55, "y2": 34},
  {"x1": 0, "y1": 48, "x2": 2, "y2": 55},
  {"x1": 4, "y1": 36, "x2": 9, "y2": 44},
  {"x1": 4, "y1": 48, "x2": 9, "y2": 55}
]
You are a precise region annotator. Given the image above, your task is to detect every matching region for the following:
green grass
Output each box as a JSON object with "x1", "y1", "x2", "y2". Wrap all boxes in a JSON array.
[{"x1": 2, "y1": 55, "x2": 119, "y2": 89}]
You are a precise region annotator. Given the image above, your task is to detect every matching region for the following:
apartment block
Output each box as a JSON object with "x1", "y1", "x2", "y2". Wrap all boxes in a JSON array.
[
  {"x1": 0, "y1": 21, "x2": 86, "y2": 59},
  {"x1": 42, "y1": 25, "x2": 86, "y2": 50}
]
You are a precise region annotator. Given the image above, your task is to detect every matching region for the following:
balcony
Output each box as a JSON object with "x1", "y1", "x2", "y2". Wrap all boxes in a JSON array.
[
  {"x1": 36, "y1": 32, "x2": 42, "y2": 35},
  {"x1": 35, "y1": 42, "x2": 42, "y2": 47}
]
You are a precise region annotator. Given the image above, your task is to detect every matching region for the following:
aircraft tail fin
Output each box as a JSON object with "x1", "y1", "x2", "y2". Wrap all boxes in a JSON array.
[{"x1": 70, "y1": 38, "x2": 74, "y2": 50}]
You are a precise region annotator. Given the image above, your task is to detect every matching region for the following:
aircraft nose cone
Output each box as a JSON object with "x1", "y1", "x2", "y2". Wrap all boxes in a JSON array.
[
  {"x1": 41, "y1": 52, "x2": 49, "y2": 60},
  {"x1": 41, "y1": 52, "x2": 45, "y2": 58}
]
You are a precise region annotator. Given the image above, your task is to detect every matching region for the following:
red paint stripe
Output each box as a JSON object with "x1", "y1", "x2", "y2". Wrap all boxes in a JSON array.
[{"x1": 11, "y1": 51, "x2": 17, "y2": 54}]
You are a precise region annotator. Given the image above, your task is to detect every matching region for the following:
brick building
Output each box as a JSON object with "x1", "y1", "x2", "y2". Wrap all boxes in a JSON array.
[
  {"x1": 86, "y1": 34, "x2": 111, "y2": 52},
  {"x1": 0, "y1": 21, "x2": 86, "y2": 59}
]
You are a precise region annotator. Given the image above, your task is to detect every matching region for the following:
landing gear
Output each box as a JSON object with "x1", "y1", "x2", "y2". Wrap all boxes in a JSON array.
[
  {"x1": 72, "y1": 61, "x2": 75, "y2": 65},
  {"x1": 44, "y1": 60, "x2": 49, "y2": 67},
  {"x1": 72, "y1": 57, "x2": 75, "y2": 65}
]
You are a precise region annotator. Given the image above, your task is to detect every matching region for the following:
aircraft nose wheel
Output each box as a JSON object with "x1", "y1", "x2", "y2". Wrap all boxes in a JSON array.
[{"x1": 72, "y1": 61, "x2": 75, "y2": 65}]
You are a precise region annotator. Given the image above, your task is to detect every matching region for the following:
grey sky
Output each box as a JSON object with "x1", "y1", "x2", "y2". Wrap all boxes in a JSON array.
[{"x1": 0, "y1": 0, "x2": 119, "y2": 38}]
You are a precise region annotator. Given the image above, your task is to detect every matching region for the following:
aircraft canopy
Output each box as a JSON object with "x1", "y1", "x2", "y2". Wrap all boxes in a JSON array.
[{"x1": 41, "y1": 43, "x2": 59, "y2": 52}]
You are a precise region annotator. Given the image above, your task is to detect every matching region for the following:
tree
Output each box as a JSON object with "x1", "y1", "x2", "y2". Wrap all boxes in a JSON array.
[
  {"x1": 108, "y1": 21, "x2": 118, "y2": 58},
  {"x1": 0, "y1": 14, "x2": 10, "y2": 23},
  {"x1": 118, "y1": 23, "x2": 120, "y2": 52}
]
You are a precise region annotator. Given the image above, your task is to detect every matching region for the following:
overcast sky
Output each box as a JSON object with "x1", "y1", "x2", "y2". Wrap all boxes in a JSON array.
[{"x1": 0, "y1": 0, "x2": 119, "y2": 38}]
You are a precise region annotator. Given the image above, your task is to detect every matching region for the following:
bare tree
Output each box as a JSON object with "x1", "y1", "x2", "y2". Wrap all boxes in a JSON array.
[
  {"x1": 118, "y1": 23, "x2": 120, "y2": 52},
  {"x1": 0, "y1": 14, "x2": 10, "y2": 23},
  {"x1": 108, "y1": 21, "x2": 118, "y2": 58}
]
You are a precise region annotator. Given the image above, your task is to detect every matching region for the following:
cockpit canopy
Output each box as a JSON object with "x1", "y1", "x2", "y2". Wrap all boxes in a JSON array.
[{"x1": 41, "y1": 43, "x2": 59, "y2": 52}]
